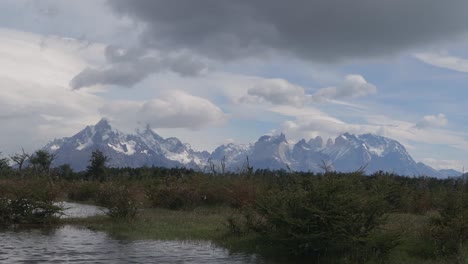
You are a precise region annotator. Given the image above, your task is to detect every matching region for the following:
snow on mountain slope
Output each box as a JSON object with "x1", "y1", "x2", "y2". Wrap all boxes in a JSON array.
[
  {"x1": 45, "y1": 119, "x2": 208, "y2": 171},
  {"x1": 43, "y1": 119, "x2": 450, "y2": 177}
]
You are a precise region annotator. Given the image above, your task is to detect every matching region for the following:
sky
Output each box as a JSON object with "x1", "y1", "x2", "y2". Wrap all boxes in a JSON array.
[{"x1": 1, "y1": 0, "x2": 468, "y2": 170}]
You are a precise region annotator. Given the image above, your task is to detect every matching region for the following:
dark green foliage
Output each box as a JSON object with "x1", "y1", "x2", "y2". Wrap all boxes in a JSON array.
[
  {"x1": 231, "y1": 173, "x2": 395, "y2": 261},
  {"x1": 86, "y1": 150, "x2": 109, "y2": 181},
  {"x1": 29, "y1": 150, "x2": 56, "y2": 175},
  {"x1": 0, "y1": 179, "x2": 62, "y2": 225},
  {"x1": 55, "y1": 164, "x2": 75, "y2": 180},
  {"x1": 0, "y1": 153, "x2": 11, "y2": 176},
  {"x1": 426, "y1": 181, "x2": 468, "y2": 259}
]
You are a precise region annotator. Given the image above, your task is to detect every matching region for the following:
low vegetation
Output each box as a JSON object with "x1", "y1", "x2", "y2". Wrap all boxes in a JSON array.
[
  {"x1": 1, "y1": 149, "x2": 468, "y2": 262},
  {"x1": 0, "y1": 178, "x2": 62, "y2": 225}
]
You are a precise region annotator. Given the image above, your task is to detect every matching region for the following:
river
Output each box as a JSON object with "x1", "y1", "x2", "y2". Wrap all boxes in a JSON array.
[{"x1": 0, "y1": 203, "x2": 270, "y2": 263}]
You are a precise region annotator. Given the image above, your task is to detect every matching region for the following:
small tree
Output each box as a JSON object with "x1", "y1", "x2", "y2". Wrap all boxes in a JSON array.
[
  {"x1": 86, "y1": 150, "x2": 109, "y2": 181},
  {"x1": 56, "y1": 164, "x2": 75, "y2": 180},
  {"x1": 10, "y1": 149, "x2": 29, "y2": 176},
  {"x1": 0, "y1": 152, "x2": 11, "y2": 176},
  {"x1": 29, "y1": 150, "x2": 56, "y2": 175}
]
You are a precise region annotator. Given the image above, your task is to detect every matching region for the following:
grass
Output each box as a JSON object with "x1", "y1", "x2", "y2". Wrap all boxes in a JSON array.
[
  {"x1": 62, "y1": 206, "x2": 236, "y2": 241},
  {"x1": 4, "y1": 172, "x2": 468, "y2": 263},
  {"x1": 378, "y1": 212, "x2": 462, "y2": 264},
  {"x1": 61, "y1": 208, "x2": 465, "y2": 264},
  {"x1": 61, "y1": 205, "x2": 305, "y2": 263}
]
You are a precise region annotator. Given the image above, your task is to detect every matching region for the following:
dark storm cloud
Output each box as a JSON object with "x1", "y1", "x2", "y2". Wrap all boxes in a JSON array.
[
  {"x1": 70, "y1": 46, "x2": 207, "y2": 89},
  {"x1": 108, "y1": 0, "x2": 468, "y2": 61}
]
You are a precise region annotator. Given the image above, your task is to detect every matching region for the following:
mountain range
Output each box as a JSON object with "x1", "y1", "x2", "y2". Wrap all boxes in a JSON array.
[{"x1": 44, "y1": 119, "x2": 461, "y2": 178}]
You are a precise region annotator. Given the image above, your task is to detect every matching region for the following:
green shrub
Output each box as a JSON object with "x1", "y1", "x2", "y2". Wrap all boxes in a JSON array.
[
  {"x1": 0, "y1": 178, "x2": 63, "y2": 225},
  {"x1": 97, "y1": 183, "x2": 138, "y2": 220},
  {"x1": 234, "y1": 173, "x2": 395, "y2": 261},
  {"x1": 425, "y1": 185, "x2": 468, "y2": 259}
]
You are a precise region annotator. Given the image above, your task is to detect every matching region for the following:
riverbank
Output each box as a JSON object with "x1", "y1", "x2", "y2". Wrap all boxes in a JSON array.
[
  {"x1": 63, "y1": 206, "x2": 233, "y2": 241},
  {"x1": 61, "y1": 206, "x2": 267, "y2": 256},
  {"x1": 3, "y1": 170, "x2": 468, "y2": 263},
  {"x1": 61, "y1": 205, "x2": 453, "y2": 264}
]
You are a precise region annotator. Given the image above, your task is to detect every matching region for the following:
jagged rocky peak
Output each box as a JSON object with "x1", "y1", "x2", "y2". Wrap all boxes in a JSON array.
[
  {"x1": 43, "y1": 119, "x2": 454, "y2": 177},
  {"x1": 163, "y1": 137, "x2": 185, "y2": 152},
  {"x1": 292, "y1": 139, "x2": 311, "y2": 158},
  {"x1": 257, "y1": 133, "x2": 287, "y2": 144},
  {"x1": 94, "y1": 118, "x2": 112, "y2": 131},
  {"x1": 136, "y1": 124, "x2": 152, "y2": 135},
  {"x1": 334, "y1": 133, "x2": 351, "y2": 146},
  {"x1": 308, "y1": 136, "x2": 324, "y2": 149},
  {"x1": 137, "y1": 124, "x2": 162, "y2": 139},
  {"x1": 295, "y1": 139, "x2": 309, "y2": 149},
  {"x1": 44, "y1": 118, "x2": 210, "y2": 171}
]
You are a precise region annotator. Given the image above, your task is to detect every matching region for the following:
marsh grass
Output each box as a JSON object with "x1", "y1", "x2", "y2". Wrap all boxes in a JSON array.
[
  {"x1": 63, "y1": 206, "x2": 235, "y2": 241},
  {"x1": 4, "y1": 169, "x2": 468, "y2": 263}
]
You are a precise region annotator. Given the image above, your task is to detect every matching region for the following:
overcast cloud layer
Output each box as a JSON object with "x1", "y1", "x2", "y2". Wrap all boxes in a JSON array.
[{"x1": 109, "y1": 0, "x2": 468, "y2": 61}]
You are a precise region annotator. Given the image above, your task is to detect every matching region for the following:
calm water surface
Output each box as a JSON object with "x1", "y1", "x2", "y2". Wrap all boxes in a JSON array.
[{"x1": 0, "y1": 203, "x2": 270, "y2": 263}]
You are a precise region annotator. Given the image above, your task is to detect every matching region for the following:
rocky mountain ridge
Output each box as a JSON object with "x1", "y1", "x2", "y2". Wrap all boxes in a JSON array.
[{"x1": 44, "y1": 119, "x2": 460, "y2": 178}]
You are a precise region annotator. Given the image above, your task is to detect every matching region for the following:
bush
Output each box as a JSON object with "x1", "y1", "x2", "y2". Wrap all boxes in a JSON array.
[
  {"x1": 67, "y1": 182, "x2": 101, "y2": 202},
  {"x1": 97, "y1": 183, "x2": 138, "y2": 220},
  {"x1": 225, "y1": 177, "x2": 257, "y2": 208},
  {"x1": 233, "y1": 173, "x2": 395, "y2": 261},
  {"x1": 425, "y1": 184, "x2": 468, "y2": 259},
  {"x1": 146, "y1": 184, "x2": 201, "y2": 210},
  {"x1": 0, "y1": 179, "x2": 63, "y2": 225}
]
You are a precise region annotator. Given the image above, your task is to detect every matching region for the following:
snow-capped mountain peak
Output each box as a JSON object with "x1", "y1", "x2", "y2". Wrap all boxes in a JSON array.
[
  {"x1": 45, "y1": 119, "x2": 208, "y2": 171},
  {"x1": 43, "y1": 120, "x2": 452, "y2": 177}
]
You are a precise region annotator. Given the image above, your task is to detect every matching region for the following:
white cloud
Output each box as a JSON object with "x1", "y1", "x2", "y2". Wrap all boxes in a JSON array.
[
  {"x1": 414, "y1": 52, "x2": 468, "y2": 72},
  {"x1": 241, "y1": 78, "x2": 307, "y2": 107},
  {"x1": 238, "y1": 74, "x2": 376, "y2": 108},
  {"x1": 415, "y1": 113, "x2": 448, "y2": 129},
  {"x1": 280, "y1": 114, "x2": 379, "y2": 142},
  {"x1": 101, "y1": 90, "x2": 226, "y2": 130},
  {"x1": 0, "y1": 28, "x2": 105, "y2": 154},
  {"x1": 0, "y1": 28, "x2": 226, "y2": 155},
  {"x1": 311, "y1": 75, "x2": 377, "y2": 102}
]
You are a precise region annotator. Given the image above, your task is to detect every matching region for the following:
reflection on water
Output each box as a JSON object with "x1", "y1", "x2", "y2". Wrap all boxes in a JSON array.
[
  {"x1": 0, "y1": 225, "x2": 265, "y2": 263},
  {"x1": 58, "y1": 202, "x2": 107, "y2": 218},
  {"x1": 0, "y1": 203, "x2": 268, "y2": 263}
]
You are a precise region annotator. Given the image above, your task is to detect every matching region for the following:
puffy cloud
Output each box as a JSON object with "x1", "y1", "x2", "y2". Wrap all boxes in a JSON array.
[
  {"x1": 280, "y1": 114, "x2": 379, "y2": 141},
  {"x1": 100, "y1": 90, "x2": 226, "y2": 129},
  {"x1": 415, "y1": 113, "x2": 448, "y2": 129},
  {"x1": 70, "y1": 46, "x2": 208, "y2": 89},
  {"x1": 0, "y1": 29, "x2": 225, "y2": 155},
  {"x1": 241, "y1": 79, "x2": 307, "y2": 107},
  {"x1": 312, "y1": 75, "x2": 376, "y2": 102},
  {"x1": 239, "y1": 75, "x2": 375, "y2": 107},
  {"x1": 108, "y1": 0, "x2": 468, "y2": 62}
]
